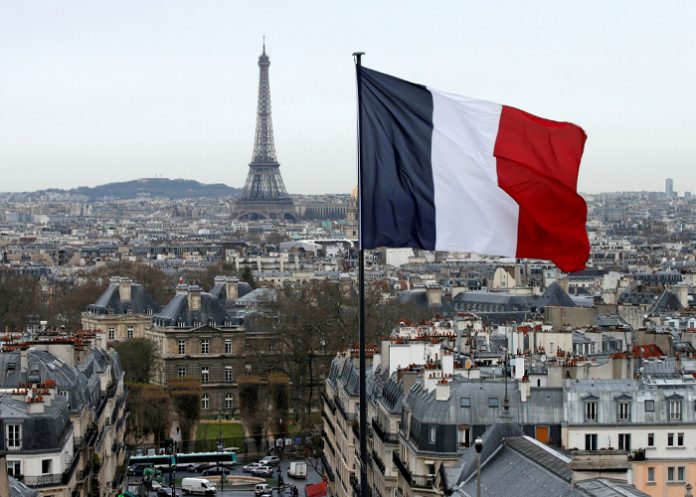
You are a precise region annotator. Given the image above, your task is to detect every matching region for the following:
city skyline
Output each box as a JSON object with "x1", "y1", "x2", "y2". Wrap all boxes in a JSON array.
[{"x1": 1, "y1": 1, "x2": 696, "y2": 195}]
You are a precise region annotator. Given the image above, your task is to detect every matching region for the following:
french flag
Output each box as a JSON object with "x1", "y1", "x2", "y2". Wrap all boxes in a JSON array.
[{"x1": 358, "y1": 67, "x2": 590, "y2": 273}]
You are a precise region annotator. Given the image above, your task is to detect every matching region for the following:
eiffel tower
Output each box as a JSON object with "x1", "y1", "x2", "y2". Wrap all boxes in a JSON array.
[{"x1": 232, "y1": 41, "x2": 296, "y2": 221}]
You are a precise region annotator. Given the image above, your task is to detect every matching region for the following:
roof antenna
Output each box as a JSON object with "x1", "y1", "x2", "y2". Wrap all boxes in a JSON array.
[
  {"x1": 503, "y1": 349, "x2": 510, "y2": 413},
  {"x1": 262, "y1": 35, "x2": 266, "y2": 53}
]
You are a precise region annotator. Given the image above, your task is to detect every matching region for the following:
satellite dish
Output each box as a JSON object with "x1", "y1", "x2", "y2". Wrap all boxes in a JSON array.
[{"x1": 540, "y1": 354, "x2": 547, "y2": 363}]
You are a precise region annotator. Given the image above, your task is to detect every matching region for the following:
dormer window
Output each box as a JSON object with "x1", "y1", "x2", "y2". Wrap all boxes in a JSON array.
[
  {"x1": 668, "y1": 395, "x2": 683, "y2": 421},
  {"x1": 615, "y1": 394, "x2": 631, "y2": 422},
  {"x1": 146, "y1": 308, "x2": 153, "y2": 315},
  {"x1": 5, "y1": 424, "x2": 21, "y2": 450},
  {"x1": 584, "y1": 395, "x2": 598, "y2": 422}
]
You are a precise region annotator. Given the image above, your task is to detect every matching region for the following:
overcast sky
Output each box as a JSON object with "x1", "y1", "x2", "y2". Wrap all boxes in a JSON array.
[{"x1": 1, "y1": 1, "x2": 695, "y2": 195}]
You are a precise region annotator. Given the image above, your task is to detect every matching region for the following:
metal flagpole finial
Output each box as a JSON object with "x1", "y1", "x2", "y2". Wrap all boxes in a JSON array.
[{"x1": 353, "y1": 52, "x2": 365, "y2": 65}]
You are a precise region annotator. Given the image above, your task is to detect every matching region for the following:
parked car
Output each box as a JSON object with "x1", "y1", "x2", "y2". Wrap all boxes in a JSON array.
[
  {"x1": 201, "y1": 467, "x2": 230, "y2": 476},
  {"x1": 242, "y1": 462, "x2": 263, "y2": 473},
  {"x1": 156, "y1": 487, "x2": 181, "y2": 497},
  {"x1": 251, "y1": 466, "x2": 273, "y2": 478},
  {"x1": 255, "y1": 484, "x2": 273, "y2": 496},
  {"x1": 127, "y1": 464, "x2": 149, "y2": 476},
  {"x1": 259, "y1": 456, "x2": 280, "y2": 467}
]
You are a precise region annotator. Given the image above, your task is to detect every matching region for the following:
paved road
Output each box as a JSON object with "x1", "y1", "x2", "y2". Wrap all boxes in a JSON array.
[{"x1": 128, "y1": 458, "x2": 326, "y2": 497}]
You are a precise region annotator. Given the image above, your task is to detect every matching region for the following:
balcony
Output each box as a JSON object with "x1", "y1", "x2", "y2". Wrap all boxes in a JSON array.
[
  {"x1": 392, "y1": 452, "x2": 433, "y2": 490},
  {"x1": 372, "y1": 450, "x2": 386, "y2": 475},
  {"x1": 320, "y1": 390, "x2": 336, "y2": 413},
  {"x1": 23, "y1": 451, "x2": 80, "y2": 488},
  {"x1": 322, "y1": 409, "x2": 336, "y2": 434},
  {"x1": 322, "y1": 430, "x2": 336, "y2": 456},
  {"x1": 372, "y1": 419, "x2": 399, "y2": 444}
]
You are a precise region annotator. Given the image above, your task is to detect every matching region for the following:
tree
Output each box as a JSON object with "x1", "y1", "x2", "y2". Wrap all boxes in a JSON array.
[
  {"x1": 268, "y1": 372, "x2": 290, "y2": 437},
  {"x1": 113, "y1": 338, "x2": 159, "y2": 384},
  {"x1": 168, "y1": 378, "x2": 201, "y2": 451},
  {"x1": 256, "y1": 279, "x2": 430, "y2": 426},
  {"x1": 125, "y1": 383, "x2": 172, "y2": 446},
  {"x1": 0, "y1": 269, "x2": 40, "y2": 330}
]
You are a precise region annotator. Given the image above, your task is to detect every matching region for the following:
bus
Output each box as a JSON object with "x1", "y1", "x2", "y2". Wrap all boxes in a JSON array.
[{"x1": 128, "y1": 451, "x2": 237, "y2": 472}]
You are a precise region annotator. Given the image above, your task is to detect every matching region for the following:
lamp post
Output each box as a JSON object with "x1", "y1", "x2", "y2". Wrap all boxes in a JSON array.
[
  {"x1": 218, "y1": 410, "x2": 224, "y2": 494},
  {"x1": 169, "y1": 440, "x2": 177, "y2": 497},
  {"x1": 474, "y1": 437, "x2": 483, "y2": 497}
]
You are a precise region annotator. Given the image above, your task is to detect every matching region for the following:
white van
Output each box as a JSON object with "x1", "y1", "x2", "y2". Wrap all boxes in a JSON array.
[
  {"x1": 287, "y1": 461, "x2": 307, "y2": 479},
  {"x1": 255, "y1": 483, "x2": 273, "y2": 496},
  {"x1": 181, "y1": 478, "x2": 217, "y2": 496}
]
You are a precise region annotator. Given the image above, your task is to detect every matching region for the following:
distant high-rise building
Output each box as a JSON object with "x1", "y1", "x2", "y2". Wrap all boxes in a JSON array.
[
  {"x1": 232, "y1": 42, "x2": 296, "y2": 221},
  {"x1": 665, "y1": 177, "x2": 674, "y2": 197}
]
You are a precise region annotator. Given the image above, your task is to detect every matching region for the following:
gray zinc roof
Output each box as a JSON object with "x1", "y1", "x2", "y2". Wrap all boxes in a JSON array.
[{"x1": 8, "y1": 476, "x2": 40, "y2": 497}]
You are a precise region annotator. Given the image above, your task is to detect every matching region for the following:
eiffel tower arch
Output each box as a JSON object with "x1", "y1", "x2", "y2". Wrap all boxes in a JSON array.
[{"x1": 232, "y1": 42, "x2": 297, "y2": 222}]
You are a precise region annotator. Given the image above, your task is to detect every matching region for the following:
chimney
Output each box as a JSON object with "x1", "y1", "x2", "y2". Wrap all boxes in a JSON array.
[
  {"x1": 225, "y1": 276, "x2": 239, "y2": 301},
  {"x1": 426, "y1": 284, "x2": 442, "y2": 307},
  {"x1": 119, "y1": 277, "x2": 132, "y2": 302},
  {"x1": 441, "y1": 353, "x2": 454, "y2": 377},
  {"x1": 519, "y1": 380, "x2": 531, "y2": 402},
  {"x1": 674, "y1": 284, "x2": 689, "y2": 309},
  {"x1": 20, "y1": 348, "x2": 28, "y2": 372},
  {"x1": 187, "y1": 285, "x2": 202, "y2": 311},
  {"x1": 0, "y1": 453, "x2": 10, "y2": 497},
  {"x1": 435, "y1": 380, "x2": 450, "y2": 401}
]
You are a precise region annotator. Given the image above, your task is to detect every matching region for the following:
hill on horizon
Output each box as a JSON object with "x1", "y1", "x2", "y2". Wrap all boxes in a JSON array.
[{"x1": 35, "y1": 178, "x2": 242, "y2": 200}]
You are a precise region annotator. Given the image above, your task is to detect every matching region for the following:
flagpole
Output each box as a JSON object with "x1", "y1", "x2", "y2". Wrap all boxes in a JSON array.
[{"x1": 353, "y1": 50, "x2": 369, "y2": 497}]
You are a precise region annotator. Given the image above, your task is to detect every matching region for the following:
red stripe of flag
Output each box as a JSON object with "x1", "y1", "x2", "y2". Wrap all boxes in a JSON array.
[{"x1": 494, "y1": 106, "x2": 589, "y2": 272}]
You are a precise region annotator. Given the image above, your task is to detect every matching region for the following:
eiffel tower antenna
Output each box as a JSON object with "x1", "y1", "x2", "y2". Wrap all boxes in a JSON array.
[{"x1": 232, "y1": 40, "x2": 296, "y2": 222}]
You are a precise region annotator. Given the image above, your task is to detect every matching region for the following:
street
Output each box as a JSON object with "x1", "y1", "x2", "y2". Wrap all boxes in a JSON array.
[{"x1": 127, "y1": 458, "x2": 327, "y2": 497}]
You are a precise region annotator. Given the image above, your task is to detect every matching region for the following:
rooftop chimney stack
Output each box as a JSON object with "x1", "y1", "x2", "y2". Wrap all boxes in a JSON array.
[
  {"x1": 435, "y1": 379, "x2": 451, "y2": 401},
  {"x1": 187, "y1": 285, "x2": 202, "y2": 311},
  {"x1": 426, "y1": 283, "x2": 442, "y2": 307},
  {"x1": 119, "y1": 277, "x2": 132, "y2": 302}
]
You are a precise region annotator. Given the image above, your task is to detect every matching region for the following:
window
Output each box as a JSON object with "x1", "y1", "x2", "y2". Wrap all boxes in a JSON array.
[
  {"x1": 201, "y1": 339, "x2": 209, "y2": 355},
  {"x1": 460, "y1": 397, "x2": 471, "y2": 408},
  {"x1": 647, "y1": 467, "x2": 655, "y2": 483},
  {"x1": 584, "y1": 400, "x2": 597, "y2": 421},
  {"x1": 225, "y1": 366, "x2": 233, "y2": 383},
  {"x1": 585, "y1": 434, "x2": 597, "y2": 451},
  {"x1": 429, "y1": 426, "x2": 436, "y2": 443},
  {"x1": 201, "y1": 367, "x2": 209, "y2": 384},
  {"x1": 668, "y1": 433, "x2": 674, "y2": 446},
  {"x1": 127, "y1": 327, "x2": 134, "y2": 339},
  {"x1": 678, "y1": 466, "x2": 686, "y2": 482},
  {"x1": 5, "y1": 424, "x2": 21, "y2": 450},
  {"x1": 647, "y1": 433, "x2": 654, "y2": 447},
  {"x1": 678, "y1": 432, "x2": 684, "y2": 446},
  {"x1": 457, "y1": 426, "x2": 470, "y2": 448},
  {"x1": 42, "y1": 459, "x2": 52, "y2": 474},
  {"x1": 618, "y1": 433, "x2": 631, "y2": 451},
  {"x1": 201, "y1": 394, "x2": 209, "y2": 410},
  {"x1": 669, "y1": 399, "x2": 682, "y2": 420},
  {"x1": 6, "y1": 460, "x2": 21, "y2": 476},
  {"x1": 225, "y1": 339, "x2": 232, "y2": 354},
  {"x1": 178, "y1": 367, "x2": 187, "y2": 378},
  {"x1": 488, "y1": 398, "x2": 499, "y2": 408},
  {"x1": 617, "y1": 401, "x2": 630, "y2": 422},
  {"x1": 108, "y1": 328, "x2": 115, "y2": 340},
  {"x1": 178, "y1": 321, "x2": 186, "y2": 328},
  {"x1": 644, "y1": 400, "x2": 655, "y2": 412},
  {"x1": 178, "y1": 340, "x2": 186, "y2": 355},
  {"x1": 667, "y1": 466, "x2": 675, "y2": 483},
  {"x1": 225, "y1": 394, "x2": 234, "y2": 409}
]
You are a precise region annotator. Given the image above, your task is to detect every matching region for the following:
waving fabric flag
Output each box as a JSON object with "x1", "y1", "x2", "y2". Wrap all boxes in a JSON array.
[{"x1": 358, "y1": 67, "x2": 590, "y2": 272}]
